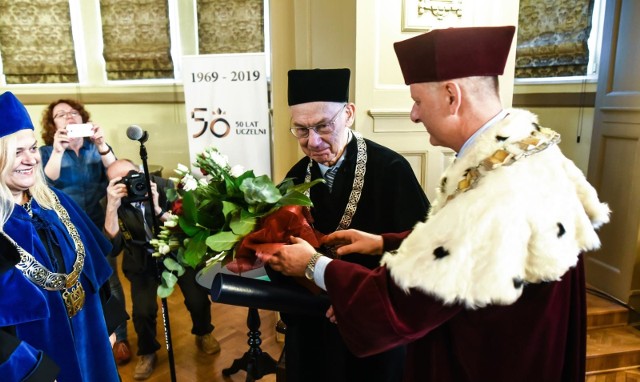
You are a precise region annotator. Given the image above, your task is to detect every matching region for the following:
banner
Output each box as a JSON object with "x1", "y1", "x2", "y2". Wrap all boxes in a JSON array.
[{"x1": 182, "y1": 53, "x2": 271, "y2": 177}]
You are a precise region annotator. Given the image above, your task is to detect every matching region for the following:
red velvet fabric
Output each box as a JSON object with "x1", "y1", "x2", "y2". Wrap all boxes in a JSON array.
[
  {"x1": 228, "y1": 205, "x2": 321, "y2": 273},
  {"x1": 393, "y1": 26, "x2": 516, "y2": 84},
  {"x1": 324, "y1": 239, "x2": 586, "y2": 382}
]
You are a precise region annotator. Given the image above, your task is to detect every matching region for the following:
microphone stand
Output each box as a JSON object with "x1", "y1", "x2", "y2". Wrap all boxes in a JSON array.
[{"x1": 136, "y1": 137, "x2": 178, "y2": 382}]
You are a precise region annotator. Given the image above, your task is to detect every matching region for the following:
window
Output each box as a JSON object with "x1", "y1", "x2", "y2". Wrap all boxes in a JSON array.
[
  {"x1": 515, "y1": 0, "x2": 605, "y2": 82},
  {"x1": 0, "y1": 0, "x2": 266, "y2": 86},
  {"x1": 0, "y1": 0, "x2": 78, "y2": 84}
]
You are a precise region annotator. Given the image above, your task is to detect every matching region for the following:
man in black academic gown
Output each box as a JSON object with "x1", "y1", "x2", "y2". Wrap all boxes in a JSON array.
[{"x1": 273, "y1": 68, "x2": 430, "y2": 382}]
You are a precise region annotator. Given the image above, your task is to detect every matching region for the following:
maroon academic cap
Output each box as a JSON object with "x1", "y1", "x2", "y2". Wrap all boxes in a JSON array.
[
  {"x1": 0, "y1": 92, "x2": 34, "y2": 138},
  {"x1": 394, "y1": 26, "x2": 516, "y2": 85},
  {"x1": 288, "y1": 68, "x2": 350, "y2": 106}
]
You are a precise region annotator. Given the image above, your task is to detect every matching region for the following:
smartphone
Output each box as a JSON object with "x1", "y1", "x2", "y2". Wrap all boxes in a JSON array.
[{"x1": 66, "y1": 123, "x2": 94, "y2": 138}]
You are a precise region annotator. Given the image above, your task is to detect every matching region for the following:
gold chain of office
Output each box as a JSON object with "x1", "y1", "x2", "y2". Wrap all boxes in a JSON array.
[
  {"x1": 304, "y1": 130, "x2": 367, "y2": 232},
  {"x1": 448, "y1": 127, "x2": 561, "y2": 204},
  {"x1": 11, "y1": 190, "x2": 86, "y2": 318}
]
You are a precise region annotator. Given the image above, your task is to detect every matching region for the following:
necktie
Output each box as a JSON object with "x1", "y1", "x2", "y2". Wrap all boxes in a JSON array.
[
  {"x1": 324, "y1": 166, "x2": 339, "y2": 191},
  {"x1": 135, "y1": 202, "x2": 154, "y2": 240}
]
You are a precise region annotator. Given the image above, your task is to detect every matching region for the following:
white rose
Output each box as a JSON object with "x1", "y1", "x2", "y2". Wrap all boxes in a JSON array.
[
  {"x1": 210, "y1": 151, "x2": 228, "y2": 168},
  {"x1": 164, "y1": 218, "x2": 178, "y2": 228},
  {"x1": 159, "y1": 244, "x2": 171, "y2": 255},
  {"x1": 175, "y1": 163, "x2": 189, "y2": 175},
  {"x1": 182, "y1": 174, "x2": 198, "y2": 191},
  {"x1": 198, "y1": 178, "x2": 209, "y2": 187},
  {"x1": 230, "y1": 164, "x2": 245, "y2": 177}
]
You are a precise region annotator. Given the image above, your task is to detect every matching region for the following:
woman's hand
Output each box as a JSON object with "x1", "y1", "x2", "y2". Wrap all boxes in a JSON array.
[
  {"x1": 90, "y1": 123, "x2": 109, "y2": 151},
  {"x1": 52, "y1": 127, "x2": 70, "y2": 153}
]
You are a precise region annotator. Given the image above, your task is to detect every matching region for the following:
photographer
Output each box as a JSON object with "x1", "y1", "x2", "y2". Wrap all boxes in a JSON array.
[{"x1": 103, "y1": 159, "x2": 220, "y2": 381}]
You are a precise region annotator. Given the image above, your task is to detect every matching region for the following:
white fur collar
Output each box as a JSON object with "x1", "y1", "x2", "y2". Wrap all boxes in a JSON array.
[{"x1": 381, "y1": 109, "x2": 609, "y2": 308}]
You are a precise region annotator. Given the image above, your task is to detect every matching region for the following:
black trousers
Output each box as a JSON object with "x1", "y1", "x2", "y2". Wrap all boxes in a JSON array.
[{"x1": 124, "y1": 263, "x2": 214, "y2": 355}]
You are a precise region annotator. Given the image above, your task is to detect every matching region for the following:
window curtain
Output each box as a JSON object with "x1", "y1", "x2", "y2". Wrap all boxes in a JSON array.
[
  {"x1": 197, "y1": 0, "x2": 264, "y2": 54},
  {"x1": 516, "y1": 0, "x2": 595, "y2": 78},
  {"x1": 0, "y1": 0, "x2": 78, "y2": 84},
  {"x1": 100, "y1": 0, "x2": 174, "y2": 80}
]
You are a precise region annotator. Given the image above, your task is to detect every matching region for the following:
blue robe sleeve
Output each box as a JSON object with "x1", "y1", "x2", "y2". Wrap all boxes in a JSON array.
[
  {"x1": 0, "y1": 329, "x2": 59, "y2": 382},
  {"x1": 0, "y1": 234, "x2": 58, "y2": 381}
]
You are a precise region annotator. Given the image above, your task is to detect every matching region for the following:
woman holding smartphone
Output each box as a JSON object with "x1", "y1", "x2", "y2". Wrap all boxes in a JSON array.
[{"x1": 40, "y1": 99, "x2": 115, "y2": 226}]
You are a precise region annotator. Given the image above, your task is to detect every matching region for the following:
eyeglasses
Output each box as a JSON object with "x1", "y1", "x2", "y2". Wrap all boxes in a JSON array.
[
  {"x1": 289, "y1": 104, "x2": 346, "y2": 139},
  {"x1": 54, "y1": 110, "x2": 80, "y2": 119}
]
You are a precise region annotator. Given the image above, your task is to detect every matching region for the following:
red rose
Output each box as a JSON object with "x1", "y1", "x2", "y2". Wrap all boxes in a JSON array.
[{"x1": 172, "y1": 199, "x2": 183, "y2": 215}]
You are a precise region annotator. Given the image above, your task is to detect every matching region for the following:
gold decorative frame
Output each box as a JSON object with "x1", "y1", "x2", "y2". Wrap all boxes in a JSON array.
[{"x1": 401, "y1": 0, "x2": 464, "y2": 32}]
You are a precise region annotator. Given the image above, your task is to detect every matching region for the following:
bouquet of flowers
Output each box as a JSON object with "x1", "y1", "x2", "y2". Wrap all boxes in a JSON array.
[{"x1": 151, "y1": 146, "x2": 322, "y2": 297}]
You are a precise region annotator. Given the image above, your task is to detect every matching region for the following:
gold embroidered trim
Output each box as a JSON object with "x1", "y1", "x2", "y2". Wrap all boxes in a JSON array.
[
  {"x1": 305, "y1": 130, "x2": 367, "y2": 231},
  {"x1": 10, "y1": 190, "x2": 87, "y2": 318},
  {"x1": 448, "y1": 128, "x2": 561, "y2": 202}
]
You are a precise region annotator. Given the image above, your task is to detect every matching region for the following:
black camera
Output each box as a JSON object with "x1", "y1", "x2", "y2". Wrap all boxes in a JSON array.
[{"x1": 118, "y1": 170, "x2": 148, "y2": 203}]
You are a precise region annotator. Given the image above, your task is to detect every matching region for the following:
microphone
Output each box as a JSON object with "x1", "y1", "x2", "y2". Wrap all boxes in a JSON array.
[{"x1": 126, "y1": 125, "x2": 149, "y2": 143}]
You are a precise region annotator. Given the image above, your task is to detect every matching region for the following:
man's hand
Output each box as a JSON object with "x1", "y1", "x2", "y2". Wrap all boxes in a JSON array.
[
  {"x1": 262, "y1": 236, "x2": 316, "y2": 277},
  {"x1": 149, "y1": 181, "x2": 163, "y2": 215},
  {"x1": 322, "y1": 229, "x2": 384, "y2": 256},
  {"x1": 106, "y1": 177, "x2": 126, "y2": 210},
  {"x1": 104, "y1": 177, "x2": 126, "y2": 238},
  {"x1": 326, "y1": 305, "x2": 337, "y2": 324}
]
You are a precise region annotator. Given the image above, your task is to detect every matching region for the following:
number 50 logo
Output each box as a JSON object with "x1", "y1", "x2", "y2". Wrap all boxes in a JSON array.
[{"x1": 190, "y1": 107, "x2": 231, "y2": 138}]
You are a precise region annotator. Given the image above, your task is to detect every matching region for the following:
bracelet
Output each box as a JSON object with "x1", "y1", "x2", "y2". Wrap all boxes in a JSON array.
[
  {"x1": 98, "y1": 146, "x2": 112, "y2": 156},
  {"x1": 155, "y1": 208, "x2": 165, "y2": 219}
]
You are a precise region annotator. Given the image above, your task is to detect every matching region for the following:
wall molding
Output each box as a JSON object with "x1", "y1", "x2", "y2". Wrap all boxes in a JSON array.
[
  {"x1": 398, "y1": 151, "x2": 427, "y2": 187},
  {"x1": 513, "y1": 92, "x2": 596, "y2": 107},
  {"x1": 12, "y1": 85, "x2": 185, "y2": 105},
  {"x1": 368, "y1": 109, "x2": 424, "y2": 133}
]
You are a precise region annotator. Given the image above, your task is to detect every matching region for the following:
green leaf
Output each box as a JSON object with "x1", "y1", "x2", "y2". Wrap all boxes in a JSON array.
[
  {"x1": 222, "y1": 201, "x2": 240, "y2": 217},
  {"x1": 229, "y1": 209, "x2": 257, "y2": 235},
  {"x1": 163, "y1": 257, "x2": 185, "y2": 277},
  {"x1": 240, "y1": 175, "x2": 282, "y2": 204},
  {"x1": 224, "y1": 175, "x2": 238, "y2": 195},
  {"x1": 181, "y1": 191, "x2": 198, "y2": 224},
  {"x1": 234, "y1": 170, "x2": 255, "y2": 186},
  {"x1": 165, "y1": 187, "x2": 178, "y2": 202},
  {"x1": 278, "y1": 190, "x2": 314, "y2": 207},
  {"x1": 162, "y1": 270, "x2": 178, "y2": 288},
  {"x1": 183, "y1": 230, "x2": 209, "y2": 268},
  {"x1": 277, "y1": 178, "x2": 295, "y2": 194},
  {"x1": 178, "y1": 215, "x2": 202, "y2": 237},
  {"x1": 157, "y1": 268, "x2": 179, "y2": 297},
  {"x1": 289, "y1": 178, "x2": 325, "y2": 194},
  {"x1": 157, "y1": 283, "x2": 174, "y2": 298},
  {"x1": 206, "y1": 231, "x2": 240, "y2": 251}
]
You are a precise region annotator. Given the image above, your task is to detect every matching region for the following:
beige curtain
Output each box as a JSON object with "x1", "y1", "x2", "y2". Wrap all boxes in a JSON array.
[
  {"x1": 100, "y1": 0, "x2": 174, "y2": 80},
  {"x1": 197, "y1": 0, "x2": 264, "y2": 54},
  {"x1": 516, "y1": 0, "x2": 595, "y2": 78},
  {"x1": 0, "y1": 0, "x2": 78, "y2": 84}
]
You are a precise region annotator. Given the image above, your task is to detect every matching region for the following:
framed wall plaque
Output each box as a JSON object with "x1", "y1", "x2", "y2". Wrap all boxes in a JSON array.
[{"x1": 402, "y1": 0, "x2": 465, "y2": 32}]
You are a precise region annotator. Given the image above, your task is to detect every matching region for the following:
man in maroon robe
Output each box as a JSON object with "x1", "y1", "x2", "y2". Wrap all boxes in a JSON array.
[{"x1": 263, "y1": 26, "x2": 610, "y2": 382}]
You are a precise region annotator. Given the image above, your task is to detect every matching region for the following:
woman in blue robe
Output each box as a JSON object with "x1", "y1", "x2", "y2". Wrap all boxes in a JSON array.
[{"x1": 0, "y1": 91, "x2": 119, "y2": 382}]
